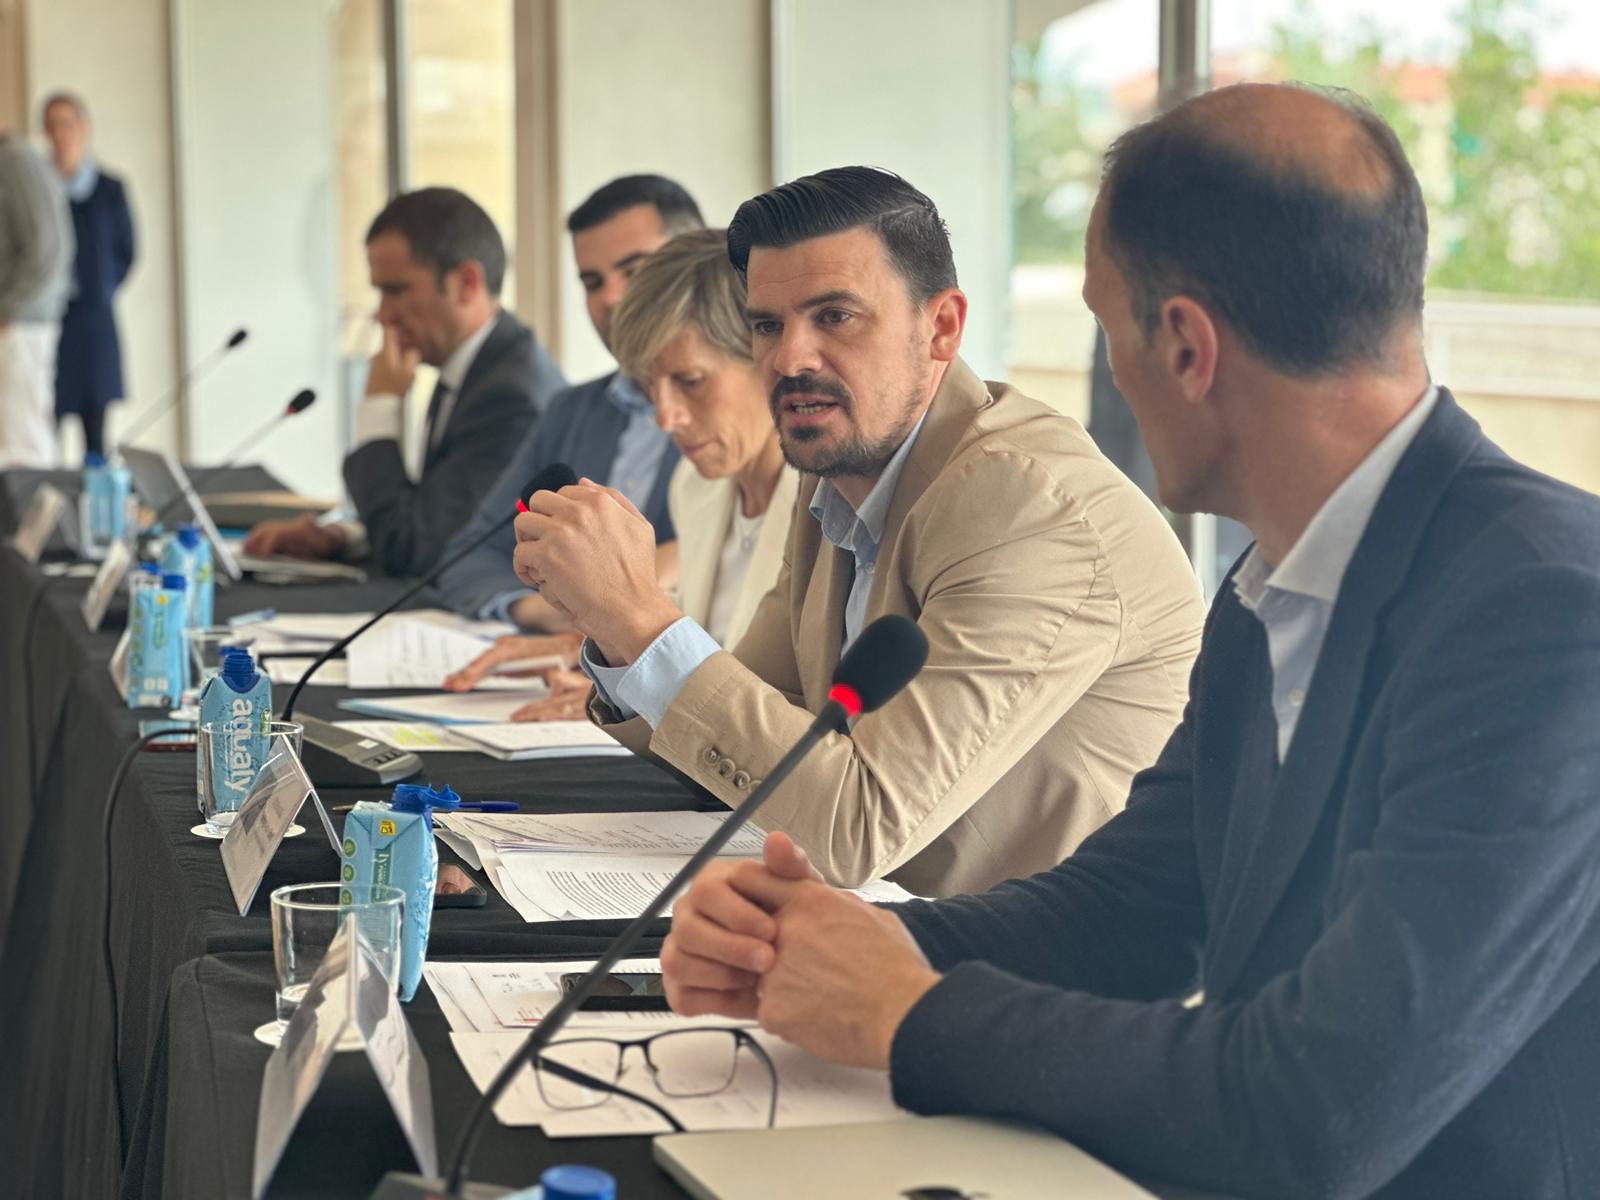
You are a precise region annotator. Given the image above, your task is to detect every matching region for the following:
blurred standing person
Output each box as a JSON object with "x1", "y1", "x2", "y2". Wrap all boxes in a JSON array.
[
  {"x1": 0, "y1": 124, "x2": 72, "y2": 468},
  {"x1": 43, "y1": 92, "x2": 135, "y2": 461}
]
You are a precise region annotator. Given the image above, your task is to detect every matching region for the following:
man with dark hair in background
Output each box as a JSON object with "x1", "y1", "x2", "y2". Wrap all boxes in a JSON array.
[
  {"x1": 244, "y1": 186, "x2": 565, "y2": 576},
  {"x1": 42, "y1": 91, "x2": 135, "y2": 462},
  {"x1": 513, "y1": 165, "x2": 1204, "y2": 899},
  {"x1": 663, "y1": 84, "x2": 1600, "y2": 1200},
  {"x1": 434, "y1": 174, "x2": 701, "y2": 633}
]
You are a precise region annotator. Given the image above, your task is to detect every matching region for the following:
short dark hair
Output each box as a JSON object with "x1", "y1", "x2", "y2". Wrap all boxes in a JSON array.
[
  {"x1": 1100, "y1": 87, "x2": 1428, "y2": 376},
  {"x1": 727, "y1": 166, "x2": 958, "y2": 304},
  {"x1": 366, "y1": 187, "x2": 507, "y2": 297},
  {"x1": 566, "y1": 174, "x2": 704, "y2": 236},
  {"x1": 41, "y1": 91, "x2": 88, "y2": 122}
]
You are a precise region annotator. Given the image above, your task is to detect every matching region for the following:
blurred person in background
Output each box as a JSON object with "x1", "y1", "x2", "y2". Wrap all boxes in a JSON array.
[{"x1": 43, "y1": 91, "x2": 135, "y2": 462}]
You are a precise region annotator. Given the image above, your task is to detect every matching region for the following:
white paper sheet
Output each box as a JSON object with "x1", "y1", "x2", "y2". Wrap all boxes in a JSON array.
[
  {"x1": 422, "y1": 958, "x2": 701, "y2": 1034},
  {"x1": 449, "y1": 1028, "x2": 906, "y2": 1136},
  {"x1": 263, "y1": 657, "x2": 348, "y2": 686},
  {"x1": 446, "y1": 722, "x2": 632, "y2": 760},
  {"x1": 333, "y1": 720, "x2": 480, "y2": 752},
  {"x1": 338, "y1": 689, "x2": 550, "y2": 725},
  {"x1": 346, "y1": 615, "x2": 499, "y2": 689},
  {"x1": 436, "y1": 811, "x2": 766, "y2": 858},
  {"x1": 484, "y1": 851, "x2": 915, "y2": 923}
]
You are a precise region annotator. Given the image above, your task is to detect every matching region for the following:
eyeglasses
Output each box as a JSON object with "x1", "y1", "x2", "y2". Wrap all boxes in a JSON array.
[{"x1": 533, "y1": 1028, "x2": 779, "y2": 1132}]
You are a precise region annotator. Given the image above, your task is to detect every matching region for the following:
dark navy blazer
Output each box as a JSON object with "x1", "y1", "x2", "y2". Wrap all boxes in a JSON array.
[
  {"x1": 56, "y1": 169, "x2": 134, "y2": 418},
  {"x1": 891, "y1": 390, "x2": 1600, "y2": 1199},
  {"x1": 433, "y1": 371, "x2": 679, "y2": 618}
]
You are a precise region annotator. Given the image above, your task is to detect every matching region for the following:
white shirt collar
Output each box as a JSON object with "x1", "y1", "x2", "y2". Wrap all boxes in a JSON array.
[
  {"x1": 1236, "y1": 385, "x2": 1440, "y2": 609},
  {"x1": 438, "y1": 311, "x2": 500, "y2": 394}
]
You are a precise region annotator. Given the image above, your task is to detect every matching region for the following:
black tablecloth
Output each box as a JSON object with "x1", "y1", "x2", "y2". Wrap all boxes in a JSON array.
[
  {"x1": 130, "y1": 952, "x2": 691, "y2": 1199},
  {"x1": 0, "y1": 468, "x2": 712, "y2": 1200}
]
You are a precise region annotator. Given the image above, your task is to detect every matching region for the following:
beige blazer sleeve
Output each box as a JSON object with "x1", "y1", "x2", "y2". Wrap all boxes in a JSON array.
[{"x1": 636, "y1": 447, "x2": 1124, "y2": 890}]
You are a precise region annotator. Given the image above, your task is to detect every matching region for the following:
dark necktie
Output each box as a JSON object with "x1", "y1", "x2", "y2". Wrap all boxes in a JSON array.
[{"x1": 422, "y1": 379, "x2": 451, "y2": 464}]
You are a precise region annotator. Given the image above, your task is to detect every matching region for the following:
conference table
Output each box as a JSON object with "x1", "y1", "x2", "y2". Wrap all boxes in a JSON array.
[
  {"x1": 0, "y1": 468, "x2": 709, "y2": 1199},
  {"x1": 1, "y1": 468, "x2": 1227, "y2": 1200}
]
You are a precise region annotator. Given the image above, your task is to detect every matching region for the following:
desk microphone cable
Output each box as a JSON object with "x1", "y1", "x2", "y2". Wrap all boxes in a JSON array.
[{"x1": 102, "y1": 727, "x2": 193, "y2": 1159}]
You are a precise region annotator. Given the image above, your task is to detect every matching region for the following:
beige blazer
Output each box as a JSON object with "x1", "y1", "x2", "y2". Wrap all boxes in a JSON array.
[
  {"x1": 595, "y1": 359, "x2": 1205, "y2": 898},
  {"x1": 668, "y1": 457, "x2": 798, "y2": 650}
]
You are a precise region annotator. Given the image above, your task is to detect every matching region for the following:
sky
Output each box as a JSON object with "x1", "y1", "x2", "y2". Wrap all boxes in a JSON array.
[{"x1": 1043, "y1": 0, "x2": 1600, "y2": 87}]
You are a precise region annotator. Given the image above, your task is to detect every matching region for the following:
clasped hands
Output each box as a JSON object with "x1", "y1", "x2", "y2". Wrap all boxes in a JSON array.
[
  {"x1": 662, "y1": 832, "x2": 941, "y2": 1071},
  {"x1": 511, "y1": 478, "x2": 682, "y2": 666}
]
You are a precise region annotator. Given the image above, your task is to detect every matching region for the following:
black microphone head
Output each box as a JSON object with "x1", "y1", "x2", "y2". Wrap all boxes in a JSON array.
[
  {"x1": 285, "y1": 388, "x2": 316, "y2": 415},
  {"x1": 831, "y1": 614, "x2": 928, "y2": 715},
  {"x1": 524, "y1": 462, "x2": 578, "y2": 501},
  {"x1": 226, "y1": 328, "x2": 248, "y2": 349}
]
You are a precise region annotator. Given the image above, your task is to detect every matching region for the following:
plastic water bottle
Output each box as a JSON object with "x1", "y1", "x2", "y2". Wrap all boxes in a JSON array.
[
  {"x1": 506, "y1": 1165, "x2": 617, "y2": 1200},
  {"x1": 159, "y1": 524, "x2": 214, "y2": 628},
  {"x1": 79, "y1": 452, "x2": 132, "y2": 560}
]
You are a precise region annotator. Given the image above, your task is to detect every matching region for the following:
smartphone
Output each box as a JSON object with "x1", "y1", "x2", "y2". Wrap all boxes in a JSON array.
[
  {"x1": 433, "y1": 864, "x2": 487, "y2": 908},
  {"x1": 560, "y1": 971, "x2": 671, "y2": 1011},
  {"x1": 139, "y1": 718, "x2": 196, "y2": 751}
]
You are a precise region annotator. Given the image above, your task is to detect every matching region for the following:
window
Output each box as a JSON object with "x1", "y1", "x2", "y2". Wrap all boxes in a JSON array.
[{"x1": 1214, "y1": 0, "x2": 1600, "y2": 492}]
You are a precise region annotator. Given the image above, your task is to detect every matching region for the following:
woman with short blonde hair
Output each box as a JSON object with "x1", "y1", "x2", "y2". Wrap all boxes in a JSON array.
[{"x1": 447, "y1": 229, "x2": 795, "y2": 719}]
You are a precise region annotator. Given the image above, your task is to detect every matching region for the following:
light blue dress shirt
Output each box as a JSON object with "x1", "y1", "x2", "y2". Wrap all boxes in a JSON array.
[
  {"x1": 65, "y1": 157, "x2": 98, "y2": 203},
  {"x1": 485, "y1": 374, "x2": 664, "y2": 624},
  {"x1": 583, "y1": 414, "x2": 930, "y2": 726},
  {"x1": 605, "y1": 374, "x2": 669, "y2": 514},
  {"x1": 1233, "y1": 386, "x2": 1439, "y2": 760}
]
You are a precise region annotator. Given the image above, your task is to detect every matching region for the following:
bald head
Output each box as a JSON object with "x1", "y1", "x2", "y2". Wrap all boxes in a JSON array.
[{"x1": 1098, "y1": 82, "x2": 1428, "y2": 376}]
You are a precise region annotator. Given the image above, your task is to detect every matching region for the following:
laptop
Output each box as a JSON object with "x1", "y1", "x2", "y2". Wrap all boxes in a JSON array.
[
  {"x1": 121, "y1": 446, "x2": 365, "y2": 584},
  {"x1": 654, "y1": 1116, "x2": 1158, "y2": 1200}
]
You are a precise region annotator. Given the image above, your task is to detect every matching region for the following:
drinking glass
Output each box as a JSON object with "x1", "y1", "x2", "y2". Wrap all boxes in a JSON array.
[
  {"x1": 197, "y1": 719, "x2": 302, "y2": 835},
  {"x1": 269, "y1": 882, "x2": 405, "y2": 1028}
]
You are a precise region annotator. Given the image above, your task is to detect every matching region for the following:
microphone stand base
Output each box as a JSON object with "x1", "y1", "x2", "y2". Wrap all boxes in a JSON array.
[{"x1": 368, "y1": 1172, "x2": 513, "y2": 1199}]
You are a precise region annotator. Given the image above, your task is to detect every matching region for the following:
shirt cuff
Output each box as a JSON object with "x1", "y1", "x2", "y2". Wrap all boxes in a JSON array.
[
  {"x1": 354, "y1": 392, "x2": 404, "y2": 447},
  {"x1": 326, "y1": 519, "x2": 368, "y2": 561},
  {"x1": 481, "y1": 589, "x2": 529, "y2": 624},
  {"x1": 579, "y1": 617, "x2": 719, "y2": 728}
]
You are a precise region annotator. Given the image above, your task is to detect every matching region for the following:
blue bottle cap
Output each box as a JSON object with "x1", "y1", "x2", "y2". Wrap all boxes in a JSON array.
[
  {"x1": 539, "y1": 1165, "x2": 616, "y2": 1200},
  {"x1": 390, "y1": 783, "x2": 462, "y2": 828},
  {"x1": 84, "y1": 451, "x2": 107, "y2": 468},
  {"x1": 137, "y1": 561, "x2": 160, "y2": 575},
  {"x1": 161, "y1": 573, "x2": 187, "y2": 591},
  {"x1": 220, "y1": 648, "x2": 257, "y2": 689},
  {"x1": 177, "y1": 525, "x2": 202, "y2": 550}
]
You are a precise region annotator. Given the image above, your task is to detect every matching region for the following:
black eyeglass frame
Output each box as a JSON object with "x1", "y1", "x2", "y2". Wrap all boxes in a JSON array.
[{"x1": 533, "y1": 1027, "x2": 779, "y2": 1131}]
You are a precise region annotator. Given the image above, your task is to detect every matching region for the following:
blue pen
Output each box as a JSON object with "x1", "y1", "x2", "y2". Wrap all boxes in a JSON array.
[
  {"x1": 228, "y1": 607, "x2": 277, "y2": 627},
  {"x1": 456, "y1": 801, "x2": 520, "y2": 813}
]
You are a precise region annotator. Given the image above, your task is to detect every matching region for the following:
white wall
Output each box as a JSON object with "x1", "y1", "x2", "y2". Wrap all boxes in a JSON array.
[
  {"x1": 170, "y1": 0, "x2": 342, "y2": 495},
  {"x1": 553, "y1": 0, "x2": 771, "y2": 381},
  {"x1": 24, "y1": 0, "x2": 182, "y2": 457},
  {"x1": 773, "y1": 0, "x2": 1013, "y2": 379}
]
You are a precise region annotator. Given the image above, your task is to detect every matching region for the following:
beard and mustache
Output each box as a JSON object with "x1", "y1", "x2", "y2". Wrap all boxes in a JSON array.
[{"x1": 769, "y1": 371, "x2": 924, "y2": 480}]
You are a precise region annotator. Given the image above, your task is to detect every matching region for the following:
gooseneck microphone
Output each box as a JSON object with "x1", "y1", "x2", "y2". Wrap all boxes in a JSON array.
[
  {"x1": 117, "y1": 327, "x2": 249, "y2": 446},
  {"x1": 146, "y1": 388, "x2": 317, "y2": 532},
  {"x1": 280, "y1": 462, "x2": 579, "y2": 720},
  {"x1": 432, "y1": 613, "x2": 930, "y2": 1197}
]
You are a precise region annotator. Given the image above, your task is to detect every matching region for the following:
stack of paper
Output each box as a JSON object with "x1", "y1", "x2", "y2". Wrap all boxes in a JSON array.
[
  {"x1": 444, "y1": 722, "x2": 631, "y2": 761},
  {"x1": 423, "y1": 957, "x2": 716, "y2": 1034},
  {"x1": 339, "y1": 690, "x2": 549, "y2": 724},
  {"x1": 449, "y1": 1026, "x2": 907, "y2": 1137},
  {"x1": 248, "y1": 610, "x2": 531, "y2": 691},
  {"x1": 434, "y1": 812, "x2": 916, "y2": 922}
]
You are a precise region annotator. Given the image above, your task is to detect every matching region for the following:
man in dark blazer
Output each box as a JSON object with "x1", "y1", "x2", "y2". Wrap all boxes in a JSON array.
[
  {"x1": 437, "y1": 175, "x2": 699, "y2": 625},
  {"x1": 661, "y1": 85, "x2": 1600, "y2": 1199},
  {"x1": 244, "y1": 187, "x2": 565, "y2": 576},
  {"x1": 43, "y1": 92, "x2": 134, "y2": 460}
]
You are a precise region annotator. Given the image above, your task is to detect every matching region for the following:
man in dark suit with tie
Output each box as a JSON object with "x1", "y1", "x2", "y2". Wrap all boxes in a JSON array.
[
  {"x1": 244, "y1": 187, "x2": 565, "y2": 576},
  {"x1": 42, "y1": 92, "x2": 135, "y2": 460},
  {"x1": 662, "y1": 83, "x2": 1600, "y2": 1199}
]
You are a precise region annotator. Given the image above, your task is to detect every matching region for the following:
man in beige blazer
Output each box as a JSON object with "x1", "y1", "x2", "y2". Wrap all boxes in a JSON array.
[{"x1": 513, "y1": 167, "x2": 1203, "y2": 898}]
